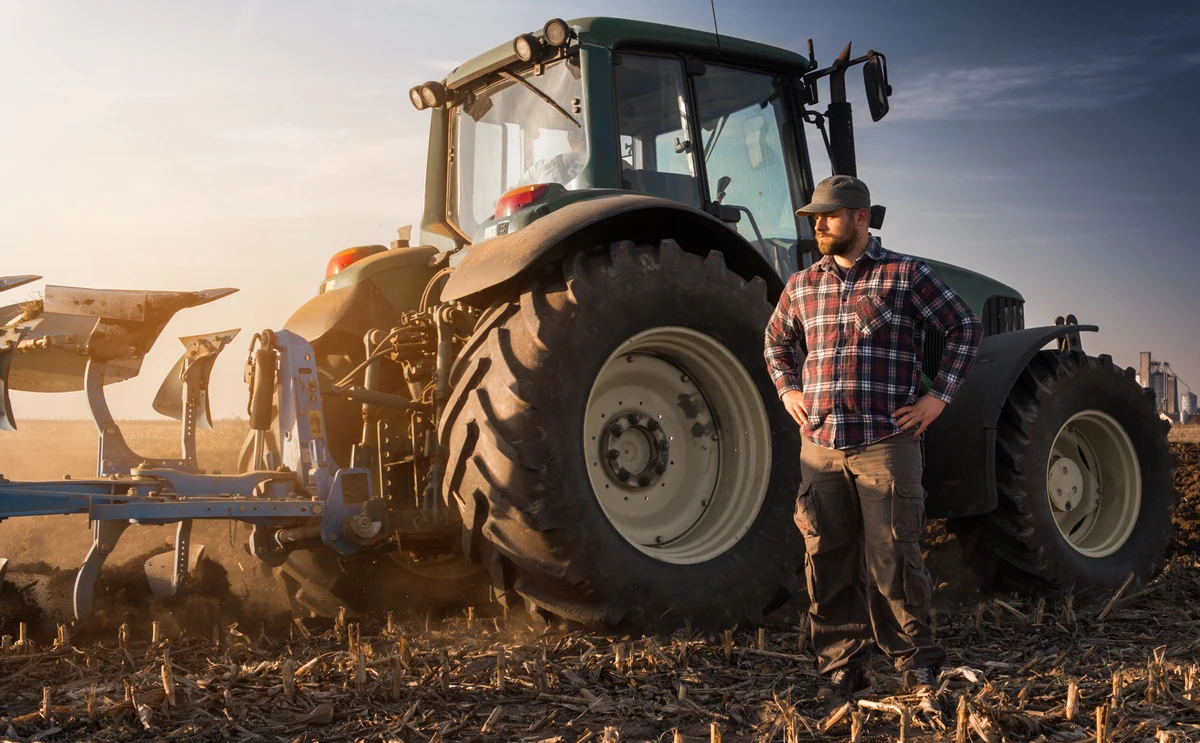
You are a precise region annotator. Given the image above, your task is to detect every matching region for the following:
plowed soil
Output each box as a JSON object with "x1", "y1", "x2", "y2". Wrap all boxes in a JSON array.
[{"x1": 1170, "y1": 441, "x2": 1200, "y2": 556}]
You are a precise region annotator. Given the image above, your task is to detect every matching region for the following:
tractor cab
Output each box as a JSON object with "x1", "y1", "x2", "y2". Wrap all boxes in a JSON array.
[{"x1": 408, "y1": 17, "x2": 892, "y2": 280}]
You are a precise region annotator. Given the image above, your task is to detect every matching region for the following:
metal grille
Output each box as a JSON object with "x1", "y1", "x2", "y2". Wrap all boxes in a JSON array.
[
  {"x1": 922, "y1": 329, "x2": 947, "y2": 382},
  {"x1": 922, "y1": 295, "x2": 1024, "y2": 379},
  {"x1": 981, "y1": 295, "x2": 1025, "y2": 336}
]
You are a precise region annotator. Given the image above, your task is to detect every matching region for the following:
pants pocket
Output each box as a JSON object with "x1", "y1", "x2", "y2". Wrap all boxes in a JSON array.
[
  {"x1": 891, "y1": 481, "x2": 926, "y2": 542},
  {"x1": 794, "y1": 480, "x2": 819, "y2": 539},
  {"x1": 902, "y1": 556, "x2": 933, "y2": 608}
]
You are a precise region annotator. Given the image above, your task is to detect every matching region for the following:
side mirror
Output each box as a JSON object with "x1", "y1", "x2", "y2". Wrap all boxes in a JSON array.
[{"x1": 863, "y1": 53, "x2": 892, "y2": 122}]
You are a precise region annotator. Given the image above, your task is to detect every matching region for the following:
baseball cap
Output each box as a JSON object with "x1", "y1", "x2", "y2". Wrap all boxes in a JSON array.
[{"x1": 796, "y1": 175, "x2": 872, "y2": 215}]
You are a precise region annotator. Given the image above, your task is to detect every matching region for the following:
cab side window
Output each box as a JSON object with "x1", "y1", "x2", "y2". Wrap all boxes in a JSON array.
[{"x1": 613, "y1": 55, "x2": 702, "y2": 207}]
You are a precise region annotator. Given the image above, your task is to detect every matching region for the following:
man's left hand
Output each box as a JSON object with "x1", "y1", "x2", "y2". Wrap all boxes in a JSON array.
[{"x1": 893, "y1": 395, "x2": 947, "y2": 437}]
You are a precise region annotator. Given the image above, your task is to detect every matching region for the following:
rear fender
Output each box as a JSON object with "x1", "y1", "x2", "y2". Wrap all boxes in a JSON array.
[
  {"x1": 440, "y1": 193, "x2": 788, "y2": 304},
  {"x1": 923, "y1": 324, "x2": 1098, "y2": 519}
]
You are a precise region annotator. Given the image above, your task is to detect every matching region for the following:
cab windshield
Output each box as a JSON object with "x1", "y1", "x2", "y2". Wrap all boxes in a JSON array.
[{"x1": 450, "y1": 59, "x2": 588, "y2": 239}]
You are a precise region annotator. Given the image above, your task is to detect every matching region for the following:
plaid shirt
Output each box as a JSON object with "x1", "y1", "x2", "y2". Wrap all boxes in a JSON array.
[{"x1": 764, "y1": 238, "x2": 982, "y2": 449}]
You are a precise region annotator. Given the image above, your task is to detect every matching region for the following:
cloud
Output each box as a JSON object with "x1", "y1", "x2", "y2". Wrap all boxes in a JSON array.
[
  {"x1": 890, "y1": 55, "x2": 1158, "y2": 121},
  {"x1": 890, "y1": 20, "x2": 1199, "y2": 123}
]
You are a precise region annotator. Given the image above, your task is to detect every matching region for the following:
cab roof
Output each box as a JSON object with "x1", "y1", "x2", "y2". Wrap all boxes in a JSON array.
[{"x1": 444, "y1": 16, "x2": 813, "y2": 90}]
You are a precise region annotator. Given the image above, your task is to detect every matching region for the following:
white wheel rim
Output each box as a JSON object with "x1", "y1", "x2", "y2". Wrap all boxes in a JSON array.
[
  {"x1": 583, "y1": 326, "x2": 771, "y2": 564},
  {"x1": 1046, "y1": 409, "x2": 1141, "y2": 558}
]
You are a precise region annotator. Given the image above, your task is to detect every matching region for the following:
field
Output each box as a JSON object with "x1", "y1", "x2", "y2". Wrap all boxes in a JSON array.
[{"x1": 1, "y1": 421, "x2": 1199, "y2": 742}]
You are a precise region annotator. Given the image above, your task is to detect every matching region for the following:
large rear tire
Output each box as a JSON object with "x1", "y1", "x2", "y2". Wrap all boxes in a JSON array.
[
  {"x1": 952, "y1": 351, "x2": 1178, "y2": 591},
  {"x1": 439, "y1": 240, "x2": 803, "y2": 632}
]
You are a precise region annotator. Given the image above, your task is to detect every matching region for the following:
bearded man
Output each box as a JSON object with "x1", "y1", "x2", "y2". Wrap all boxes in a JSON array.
[{"x1": 764, "y1": 175, "x2": 983, "y2": 701}]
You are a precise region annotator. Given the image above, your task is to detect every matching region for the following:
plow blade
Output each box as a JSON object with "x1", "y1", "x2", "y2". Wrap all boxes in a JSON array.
[
  {"x1": 0, "y1": 275, "x2": 40, "y2": 295},
  {"x1": 0, "y1": 284, "x2": 236, "y2": 431},
  {"x1": 144, "y1": 520, "x2": 205, "y2": 601},
  {"x1": 152, "y1": 330, "x2": 240, "y2": 429},
  {"x1": 2, "y1": 285, "x2": 237, "y2": 393}
]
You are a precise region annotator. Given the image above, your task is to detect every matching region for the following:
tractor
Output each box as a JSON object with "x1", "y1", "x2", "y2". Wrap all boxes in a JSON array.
[
  {"x1": 1, "y1": 17, "x2": 1178, "y2": 632},
  {"x1": 259, "y1": 17, "x2": 1177, "y2": 629}
]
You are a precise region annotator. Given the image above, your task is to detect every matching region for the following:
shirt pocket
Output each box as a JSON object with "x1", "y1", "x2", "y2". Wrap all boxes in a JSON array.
[{"x1": 855, "y1": 295, "x2": 893, "y2": 337}]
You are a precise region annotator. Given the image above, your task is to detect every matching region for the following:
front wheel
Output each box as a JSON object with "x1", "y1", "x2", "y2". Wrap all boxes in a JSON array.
[
  {"x1": 952, "y1": 351, "x2": 1179, "y2": 591},
  {"x1": 439, "y1": 240, "x2": 803, "y2": 632}
]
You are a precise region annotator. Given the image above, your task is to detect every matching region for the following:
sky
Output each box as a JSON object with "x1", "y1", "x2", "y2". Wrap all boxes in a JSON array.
[{"x1": 2, "y1": 0, "x2": 1199, "y2": 423}]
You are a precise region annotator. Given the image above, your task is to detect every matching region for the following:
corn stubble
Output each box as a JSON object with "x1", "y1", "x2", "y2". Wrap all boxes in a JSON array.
[{"x1": 0, "y1": 434, "x2": 1197, "y2": 740}]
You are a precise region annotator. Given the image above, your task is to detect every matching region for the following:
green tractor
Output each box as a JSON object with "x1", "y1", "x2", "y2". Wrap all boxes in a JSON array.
[{"x1": 263, "y1": 17, "x2": 1178, "y2": 629}]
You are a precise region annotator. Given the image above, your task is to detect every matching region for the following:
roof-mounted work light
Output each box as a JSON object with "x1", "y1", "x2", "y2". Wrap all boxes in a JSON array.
[
  {"x1": 418, "y1": 81, "x2": 447, "y2": 109},
  {"x1": 513, "y1": 33, "x2": 542, "y2": 62},
  {"x1": 409, "y1": 86, "x2": 428, "y2": 111},
  {"x1": 542, "y1": 18, "x2": 572, "y2": 47}
]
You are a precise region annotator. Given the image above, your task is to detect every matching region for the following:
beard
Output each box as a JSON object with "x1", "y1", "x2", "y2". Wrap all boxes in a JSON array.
[{"x1": 816, "y1": 231, "x2": 857, "y2": 256}]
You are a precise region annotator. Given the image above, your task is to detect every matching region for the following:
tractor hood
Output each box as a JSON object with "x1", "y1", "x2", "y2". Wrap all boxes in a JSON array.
[{"x1": 922, "y1": 257, "x2": 1023, "y2": 315}]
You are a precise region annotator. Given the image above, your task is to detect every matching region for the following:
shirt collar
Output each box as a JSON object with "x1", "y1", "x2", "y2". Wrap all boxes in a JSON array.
[{"x1": 817, "y1": 235, "x2": 882, "y2": 273}]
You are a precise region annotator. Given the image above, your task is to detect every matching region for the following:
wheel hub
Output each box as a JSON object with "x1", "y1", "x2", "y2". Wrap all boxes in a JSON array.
[
  {"x1": 1047, "y1": 456, "x2": 1084, "y2": 512},
  {"x1": 600, "y1": 411, "x2": 670, "y2": 489},
  {"x1": 1045, "y1": 410, "x2": 1141, "y2": 558},
  {"x1": 583, "y1": 326, "x2": 771, "y2": 564}
]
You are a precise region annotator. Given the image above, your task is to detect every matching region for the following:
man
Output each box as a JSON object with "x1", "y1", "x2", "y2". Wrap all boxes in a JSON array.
[{"x1": 764, "y1": 175, "x2": 982, "y2": 701}]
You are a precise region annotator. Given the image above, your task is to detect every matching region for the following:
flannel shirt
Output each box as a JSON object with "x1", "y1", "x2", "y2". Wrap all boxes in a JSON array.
[{"x1": 764, "y1": 238, "x2": 983, "y2": 450}]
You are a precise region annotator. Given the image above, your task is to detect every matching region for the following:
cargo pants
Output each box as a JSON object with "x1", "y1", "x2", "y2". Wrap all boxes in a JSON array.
[{"x1": 794, "y1": 433, "x2": 945, "y2": 674}]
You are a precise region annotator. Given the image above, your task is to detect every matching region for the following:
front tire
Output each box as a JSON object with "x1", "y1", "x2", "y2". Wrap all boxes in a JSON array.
[
  {"x1": 439, "y1": 240, "x2": 803, "y2": 632},
  {"x1": 955, "y1": 351, "x2": 1178, "y2": 590}
]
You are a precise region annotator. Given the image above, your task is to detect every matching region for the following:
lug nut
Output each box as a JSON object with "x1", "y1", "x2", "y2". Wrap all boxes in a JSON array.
[
  {"x1": 658, "y1": 440, "x2": 670, "y2": 451},
  {"x1": 655, "y1": 464, "x2": 667, "y2": 474},
  {"x1": 637, "y1": 475, "x2": 652, "y2": 487},
  {"x1": 647, "y1": 419, "x2": 660, "y2": 431},
  {"x1": 609, "y1": 425, "x2": 623, "y2": 437},
  {"x1": 607, "y1": 449, "x2": 620, "y2": 460},
  {"x1": 617, "y1": 469, "x2": 631, "y2": 482}
]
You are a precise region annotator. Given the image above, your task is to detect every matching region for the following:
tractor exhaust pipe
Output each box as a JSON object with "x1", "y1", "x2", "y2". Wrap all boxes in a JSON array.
[{"x1": 826, "y1": 42, "x2": 857, "y2": 178}]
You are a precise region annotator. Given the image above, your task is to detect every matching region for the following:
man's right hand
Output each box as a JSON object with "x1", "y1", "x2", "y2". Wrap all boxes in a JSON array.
[{"x1": 781, "y1": 390, "x2": 809, "y2": 428}]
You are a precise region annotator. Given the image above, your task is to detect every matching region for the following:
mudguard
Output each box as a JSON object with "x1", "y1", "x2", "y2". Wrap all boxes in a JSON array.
[
  {"x1": 440, "y1": 193, "x2": 786, "y2": 303},
  {"x1": 923, "y1": 324, "x2": 1099, "y2": 519}
]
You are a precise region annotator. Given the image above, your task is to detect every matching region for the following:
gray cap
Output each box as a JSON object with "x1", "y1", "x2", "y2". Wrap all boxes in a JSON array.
[{"x1": 796, "y1": 175, "x2": 871, "y2": 215}]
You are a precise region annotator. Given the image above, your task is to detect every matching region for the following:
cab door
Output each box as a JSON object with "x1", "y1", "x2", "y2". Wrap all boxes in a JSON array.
[{"x1": 690, "y1": 64, "x2": 809, "y2": 276}]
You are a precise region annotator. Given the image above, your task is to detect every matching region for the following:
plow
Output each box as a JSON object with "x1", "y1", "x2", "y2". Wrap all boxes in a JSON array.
[{"x1": 0, "y1": 277, "x2": 391, "y2": 618}]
